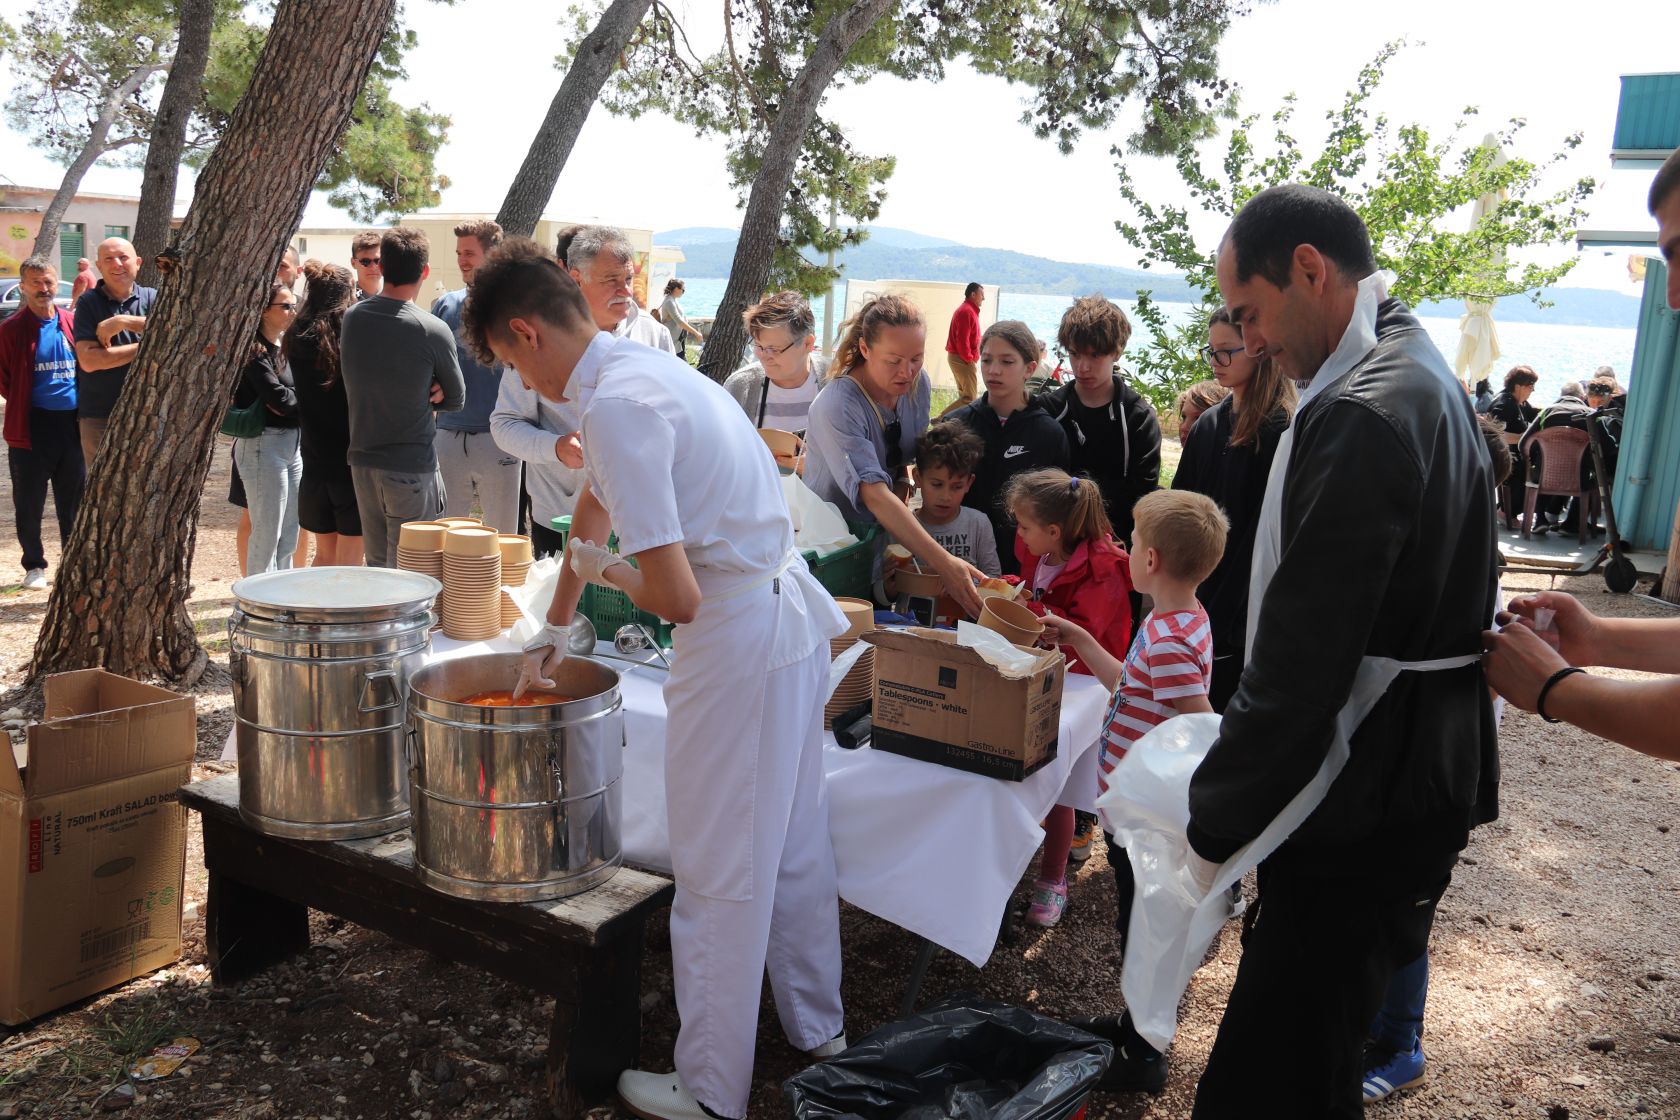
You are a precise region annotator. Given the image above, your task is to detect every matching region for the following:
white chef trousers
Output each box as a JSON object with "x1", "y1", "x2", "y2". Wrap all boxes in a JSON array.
[{"x1": 668, "y1": 638, "x2": 844, "y2": 1118}]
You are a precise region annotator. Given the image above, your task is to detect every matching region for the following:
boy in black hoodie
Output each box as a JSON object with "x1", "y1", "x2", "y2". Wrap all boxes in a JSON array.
[{"x1": 1037, "y1": 296, "x2": 1161, "y2": 545}]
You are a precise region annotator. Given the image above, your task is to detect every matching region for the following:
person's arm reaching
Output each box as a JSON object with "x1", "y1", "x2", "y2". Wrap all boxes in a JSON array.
[
  {"x1": 860, "y1": 482, "x2": 984, "y2": 617},
  {"x1": 1483, "y1": 620, "x2": 1680, "y2": 761},
  {"x1": 1038, "y1": 611, "x2": 1123, "y2": 690},
  {"x1": 546, "y1": 482, "x2": 605, "y2": 628},
  {"x1": 1503, "y1": 591, "x2": 1680, "y2": 674},
  {"x1": 597, "y1": 542, "x2": 701, "y2": 623},
  {"x1": 490, "y1": 369, "x2": 580, "y2": 466},
  {"x1": 1187, "y1": 403, "x2": 1423, "y2": 863}
]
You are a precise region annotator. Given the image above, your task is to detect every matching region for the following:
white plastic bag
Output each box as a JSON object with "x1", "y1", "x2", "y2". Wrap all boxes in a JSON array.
[
  {"x1": 505, "y1": 555, "x2": 565, "y2": 646},
  {"x1": 955, "y1": 620, "x2": 1041, "y2": 675},
  {"x1": 782, "y1": 472, "x2": 856, "y2": 556}
]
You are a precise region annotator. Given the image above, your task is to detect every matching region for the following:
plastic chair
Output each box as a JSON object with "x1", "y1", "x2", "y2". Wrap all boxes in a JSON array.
[{"x1": 1520, "y1": 427, "x2": 1595, "y2": 543}]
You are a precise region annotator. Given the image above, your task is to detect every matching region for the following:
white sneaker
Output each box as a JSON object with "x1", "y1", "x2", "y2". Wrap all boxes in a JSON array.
[
  {"x1": 617, "y1": 1070, "x2": 720, "y2": 1120},
  {"x1": 809, "y1": 1032, "x2": 848, "y2": 1059},
  {"x1": 21, "y1": 568, "x2": 48, "y2": 590}
]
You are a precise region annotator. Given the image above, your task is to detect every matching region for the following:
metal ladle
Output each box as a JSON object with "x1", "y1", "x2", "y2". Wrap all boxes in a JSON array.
[
  {"x1": 562, "y1": 614, "x2": 670, "y2": 672},
  {"x1": 613, "y1": 623, "x2": 673, "y2": 669}
]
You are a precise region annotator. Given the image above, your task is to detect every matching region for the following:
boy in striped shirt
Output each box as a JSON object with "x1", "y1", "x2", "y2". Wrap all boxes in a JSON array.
[{"x1": 1039, "y1": 489, "x2": 1228, "y2": 1093}]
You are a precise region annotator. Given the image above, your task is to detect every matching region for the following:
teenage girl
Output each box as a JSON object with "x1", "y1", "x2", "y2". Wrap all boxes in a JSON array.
[{"x1": 1006, "y1": 467, "x2": 1134, "y2": 926}]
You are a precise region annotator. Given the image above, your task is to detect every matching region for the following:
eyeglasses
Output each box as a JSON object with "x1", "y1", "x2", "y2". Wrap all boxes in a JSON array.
[
  {"x1": 355, "y1": 257, "x2": 381, "y2": 268},
  {"x1": 752, "y1": 335, "x2": 807, "y2": 358},
  {"x1": 1201, "y1": 346, "x2": 1244, "y2": 369},
  {"x1": 268, "y1": 303, "x2": 297, "y2": 313}
]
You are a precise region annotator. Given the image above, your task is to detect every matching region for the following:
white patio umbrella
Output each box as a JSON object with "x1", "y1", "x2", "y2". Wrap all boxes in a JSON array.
[{"x1": 1453, "y1": 134, "x2": 1508, "y2": 393}]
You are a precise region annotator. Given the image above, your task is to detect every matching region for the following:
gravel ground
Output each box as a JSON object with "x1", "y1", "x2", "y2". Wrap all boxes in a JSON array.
[{"x1": 0, "y1": 436, "x2": 1677, "y2": 1119}]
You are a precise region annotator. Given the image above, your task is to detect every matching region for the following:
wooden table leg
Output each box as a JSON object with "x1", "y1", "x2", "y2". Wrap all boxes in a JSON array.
[
  {"x1": 204, "y1": 869, "x2": 310, "y2": 984},
  {"x1": 546, "y1": 918, "x2": 646, "y2": 1116},
  {"x1": 200, "y1": 816, "x2": 310, "y2": 985}
]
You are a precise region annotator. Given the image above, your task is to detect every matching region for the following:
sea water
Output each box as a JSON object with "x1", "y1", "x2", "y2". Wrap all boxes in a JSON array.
[{"x1": 674, "y1": 278, "x2": 1637, "y2": 405}]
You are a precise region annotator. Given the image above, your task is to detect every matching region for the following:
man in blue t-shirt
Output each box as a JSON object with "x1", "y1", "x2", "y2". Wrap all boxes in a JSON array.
[{"x1": 0, "y1": 256, "x2": 85, "y2": 590}]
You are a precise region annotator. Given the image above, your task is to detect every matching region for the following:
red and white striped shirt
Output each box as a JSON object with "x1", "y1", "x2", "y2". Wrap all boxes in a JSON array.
[{"x1": 1097, "y1": 606, "x2": 1213, "y2": 792}]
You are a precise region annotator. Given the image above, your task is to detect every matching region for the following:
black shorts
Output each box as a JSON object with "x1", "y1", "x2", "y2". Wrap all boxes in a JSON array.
[
  {"x1": 227, "y1": 456, "x2": 247, "y2": 508},
  {"x1": 299, "y1": 468, "x2": 362, "y2": 536}
]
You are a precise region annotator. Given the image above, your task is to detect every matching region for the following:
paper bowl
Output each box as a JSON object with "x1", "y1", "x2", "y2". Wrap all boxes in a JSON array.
[
  {"x1": 443, "y1": 527, "x2": 501, "y2": 557},
  {"x1": 894, "y1": 566, "x2": 944, "y2": 599},
  {"x1": 758, "y1": 428, "x2": 801, "y2": 459},
  {"x1": 398, "y1": 521, "x2": 448, "y2": 551},
  {"x1": 497, "y1": 534, "x2": 534, "y2": 565},
  {"x1": 978, "y1": 596, "x2": 1044, "y2": 647},
  {"x1": 833, "y1": 596, "x2": 875, "y2": 639}
]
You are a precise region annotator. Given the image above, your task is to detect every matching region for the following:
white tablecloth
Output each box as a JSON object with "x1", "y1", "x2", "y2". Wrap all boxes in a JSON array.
[{"x1": 224, "y1": 632, "x2": 1109, "y2": 967}]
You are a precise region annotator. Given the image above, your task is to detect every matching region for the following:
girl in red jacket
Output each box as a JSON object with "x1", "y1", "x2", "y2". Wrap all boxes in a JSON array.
[{"x1": 1005, "y1": 467, "x2": 1134, "y2": 926}]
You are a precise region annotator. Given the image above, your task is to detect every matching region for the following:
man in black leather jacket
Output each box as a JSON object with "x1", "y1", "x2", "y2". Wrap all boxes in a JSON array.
[{"x1": 1188, "y1": 185, "x2": 1500, "y2": 1118}]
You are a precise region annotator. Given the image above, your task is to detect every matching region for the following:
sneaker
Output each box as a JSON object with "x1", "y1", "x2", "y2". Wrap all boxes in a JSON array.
[
  {"x1": 1226, "y1": 880, "x2": 1247, "y2": 920},
  {"x1": 1069, "y1": 1014, "x2": 1168, "y2": 1094},
  {"x1": 1025, "y1": 877, "x2": 1068, "y2": 927},
  {"x1": 1361, "y1": 1039, "x2": 1425, "y2": 1102},
  {"x1": 21, "y1": 568, "x2": 47, "y2": 590},
  {"x1": 809, "y1": 1031, "x2": 847, "y2": 1059},
  {"x1": 618, "y1": 1070, "x2": 718, "y2": 1120},
  {"x1": 1068, "y1": 813, "x2": 1097, "y2": 863}
]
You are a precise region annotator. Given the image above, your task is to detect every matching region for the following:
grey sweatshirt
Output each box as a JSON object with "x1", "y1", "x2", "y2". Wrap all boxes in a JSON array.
[
  {"x1": 489, "y1": 367, "x2": 584, "y2": 527},
  {"x1": 339, "y1": 295, "x2": 465, "y2": 472}
]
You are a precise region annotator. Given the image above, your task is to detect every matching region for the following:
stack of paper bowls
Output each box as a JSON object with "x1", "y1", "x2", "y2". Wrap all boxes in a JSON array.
[
  {"x1": 440, "y1": 527, "x2": 504, "y2": 641},
  {"x1": 825, "y1": 596, "x2": 876, "y2": 729},
  {"x1": 498, "y1": 534, "x2": 534, "y2": 629},
  {"x1": 396, "y1": 521, "x2": 447, "y2": 581},
  {"x1": 438, "y1": 516, "x2": 483, "y2": 530}
]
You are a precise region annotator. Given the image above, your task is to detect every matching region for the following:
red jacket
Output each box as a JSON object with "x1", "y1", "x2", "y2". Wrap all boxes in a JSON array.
[
  {"x1": 1015, "y1": 534, "x2": 1134, "y2": 675},
  {"x1": 945, "y1": 300, "x2": 980, "y2": 363},
  {"x1": 0, "y1": 305, "x2": 75, "y2": 451}
]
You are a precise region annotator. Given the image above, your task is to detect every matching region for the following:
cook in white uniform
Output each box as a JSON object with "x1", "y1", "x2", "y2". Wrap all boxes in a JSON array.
[{"x1": 463, "y1": 238, "x2": 848, "y2": 1120}]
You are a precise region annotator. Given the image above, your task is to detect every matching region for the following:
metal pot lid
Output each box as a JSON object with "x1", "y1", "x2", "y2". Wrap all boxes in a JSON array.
[{"x1": 232, "y1": 566, "x2": 442, "y2": 622}]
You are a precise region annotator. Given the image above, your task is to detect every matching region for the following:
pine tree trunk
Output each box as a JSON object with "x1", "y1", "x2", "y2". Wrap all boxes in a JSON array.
[
  {"x1": 32, "y1": 0, "x2": 399, "y2": 683},
  {"x1": 30, "y1": 63, "x2": 163, "y2": 259},
  {"x1": 134, "y1": 0, "x2": 217, "y2": 290},
  {"x1": 495, "y1": 0, "x2": 651, "y2": 238},
  {"x1": 695, "y1": 0, "x2": 896, "y2": 382}
]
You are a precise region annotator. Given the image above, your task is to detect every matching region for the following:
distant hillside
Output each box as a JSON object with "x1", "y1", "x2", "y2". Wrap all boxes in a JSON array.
[
  {"x1": 663, "y1": 232, "x2": 1198, "y2": 303},
  {"x1": 658, "y1": 227, "x2": 1642, "y2": 329}
]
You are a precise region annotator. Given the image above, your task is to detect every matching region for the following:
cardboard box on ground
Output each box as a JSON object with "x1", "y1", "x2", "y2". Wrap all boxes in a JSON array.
[
  {"x1": 0, "y1": 671, "x2": 196, "y2": 1025},
  {"x1": 863, "y1": 629, "x2": 1064, "y2": 781}
]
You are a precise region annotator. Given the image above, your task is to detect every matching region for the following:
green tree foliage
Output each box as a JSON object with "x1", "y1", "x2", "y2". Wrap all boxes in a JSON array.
[
  {"x1": 1116, "y1": 41, "x2": 1596, "y2": 414},
  {"x1": 1, "y1": 0, "x2": 450, "y2": 227},
  {"x1": 597, "y1": 0, "x2": 1243, "y2": 300}
]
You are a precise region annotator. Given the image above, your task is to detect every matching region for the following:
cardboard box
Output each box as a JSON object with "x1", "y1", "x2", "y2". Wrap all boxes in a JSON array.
[
  {"x1": 0, "y1": 670, "x2": 195, "y2": 1024},
  {"x1": 863, "y1": 628, "x2": 1064, "y2": 781}
]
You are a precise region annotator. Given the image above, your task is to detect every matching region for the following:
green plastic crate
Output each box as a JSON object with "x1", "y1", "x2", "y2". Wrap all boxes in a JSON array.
[
  {"x1": 553, "y1": 516, "x2": 878, "y2": 638},
  {"x1": 802, "y1": 522, "x2": 879, "y2": 599}
]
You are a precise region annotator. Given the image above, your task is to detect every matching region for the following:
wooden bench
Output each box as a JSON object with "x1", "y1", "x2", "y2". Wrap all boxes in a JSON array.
[{"x1": 179, "y1": 774, "x2": 674, "y2": 1117}]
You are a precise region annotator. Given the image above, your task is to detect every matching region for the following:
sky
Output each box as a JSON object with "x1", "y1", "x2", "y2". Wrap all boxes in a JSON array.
[{"x1": 0, "y1": 0, "x2": 1670, "y2": 291}]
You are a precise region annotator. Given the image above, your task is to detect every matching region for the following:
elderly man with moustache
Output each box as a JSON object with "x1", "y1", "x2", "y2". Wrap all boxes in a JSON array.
[{"x1": 554, "y1": 225, "x2": 675, "y2": 354}]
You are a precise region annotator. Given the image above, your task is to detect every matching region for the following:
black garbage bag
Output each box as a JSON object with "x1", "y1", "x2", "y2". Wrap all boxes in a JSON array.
[{"x1": 784, "y1": 993, "x2": 1112, "y2": 1120}]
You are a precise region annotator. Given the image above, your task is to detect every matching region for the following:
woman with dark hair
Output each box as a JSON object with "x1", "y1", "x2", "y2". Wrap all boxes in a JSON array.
[
  {"x1": 1173, "y1": 307, "x2": 1298, "y2": 710},
  {"x1": 658, "y1": 278, "x2": 703, "y2": 359},
  {"x1": 803, "y1": 294, "x2": 984, "y2": 615},
  {"x1": 944, "y1": 319, "x2": 1070, "y2": 573},
  {"x1": 233, "y1": 282, "x2": 302, "y2": 575},
  {"x1": 285, "y1": 262, "x2": 362, "y2": 565},
  {"x1": 1488, "y1": 364, "x2": 1540, "y2": 524}
]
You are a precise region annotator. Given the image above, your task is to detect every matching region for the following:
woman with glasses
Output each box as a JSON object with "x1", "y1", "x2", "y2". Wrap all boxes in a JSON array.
[
  {"x1": 232, "y1": 282, "x2": 303, "y2": 574},
  {"x1": 723, "y1": 291, "x2": 830, "y2": 437},
  {"x1": 1171, "y1": 306, "x2": 1297, "y2": 710},
  {"x1": 803, "y1": 294, "x2": 985, "y2": 617}
]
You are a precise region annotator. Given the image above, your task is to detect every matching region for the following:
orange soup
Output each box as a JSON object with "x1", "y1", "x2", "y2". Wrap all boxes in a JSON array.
[{"x1": 460, "y1": 690, "x2": 575, "y2": 707}]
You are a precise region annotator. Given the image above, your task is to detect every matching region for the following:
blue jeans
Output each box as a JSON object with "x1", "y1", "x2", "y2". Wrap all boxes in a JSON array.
[
  {"x1": 235, "y1": 427, "x2": 302, "y2": 575},
  {"x1": 1369, "y1": 952, "x2": 1429, "y2": 1053}
]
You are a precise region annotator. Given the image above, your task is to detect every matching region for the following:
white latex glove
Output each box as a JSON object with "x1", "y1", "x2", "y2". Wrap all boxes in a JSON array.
[
  {"x1": 517, "y1": 622, "x2": 568, "y2": 697},
  {"x1": 1187, "y1": 851, "x2": 1220, "y2": 897},
  {"x1": 568, "y1": 537, "x2": 631, "y2": 586}
]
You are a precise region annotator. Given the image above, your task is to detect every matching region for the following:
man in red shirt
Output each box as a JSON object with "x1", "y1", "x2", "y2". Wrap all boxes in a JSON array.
[{"x1": 943, "y1": 281, "x2": 983, "y2": 413}]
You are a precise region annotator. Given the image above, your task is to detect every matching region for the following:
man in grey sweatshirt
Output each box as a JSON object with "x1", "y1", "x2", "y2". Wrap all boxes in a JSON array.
[{"x1": 339, "y1": 226, "x2": 465, "y2": 567}]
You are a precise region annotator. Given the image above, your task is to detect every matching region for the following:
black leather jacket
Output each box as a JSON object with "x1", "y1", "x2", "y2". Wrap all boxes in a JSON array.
[{"x1": 1187, "y1": 300, "x2": 1500, "y2": 874}]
